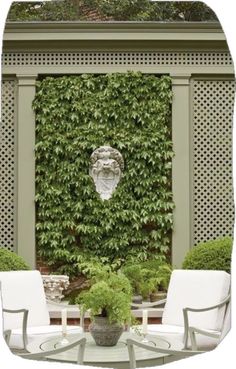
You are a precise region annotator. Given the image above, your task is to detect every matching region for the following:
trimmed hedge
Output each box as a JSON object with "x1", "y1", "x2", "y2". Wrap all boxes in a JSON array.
[
  {"x1": 182, "y1": 237, "x2": 232, "y2": 273},
  {"x1": 0, "y1": 248, "x2": 30, "y2": 271}
]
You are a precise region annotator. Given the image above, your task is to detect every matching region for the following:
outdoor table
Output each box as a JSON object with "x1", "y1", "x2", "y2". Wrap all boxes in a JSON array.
[{"x1": 27, "y1": 331, "x2": 171, "y2": 369}]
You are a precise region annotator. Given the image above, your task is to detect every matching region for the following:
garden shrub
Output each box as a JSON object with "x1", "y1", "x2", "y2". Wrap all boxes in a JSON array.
[
  {"x1": 182, "y1": 237, "x2": 232, "y2": 273},
  {"x1": 0, "y1": 248, "x2": 30, "y2": 271},
  {"x1": 33, "y1": 72, "x2": 173, "y2": 273},
  {"x1": 122, "y1": 259, "x2": 172, "y2": 297}
]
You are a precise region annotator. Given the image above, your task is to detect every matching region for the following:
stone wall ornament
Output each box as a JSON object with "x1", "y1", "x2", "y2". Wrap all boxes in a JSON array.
[
  {"x1": 90, "y1": 145, "x2": 124, "y2": 200},
  {"x1": 42, "y1": 275, "x2": 70, "y2": 302}
]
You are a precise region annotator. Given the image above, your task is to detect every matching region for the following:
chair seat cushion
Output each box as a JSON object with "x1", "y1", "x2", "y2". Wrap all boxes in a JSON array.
[{"x1": 10, "y1": 325, "x2": 83, "y2": 349}]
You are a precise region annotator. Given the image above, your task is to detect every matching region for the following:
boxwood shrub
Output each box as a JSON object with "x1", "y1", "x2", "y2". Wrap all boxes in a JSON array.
[
  {"x1": 0, "y1": 248, "x2": 30, "y2": 271},
  {"x1": 182, "y1": 237, "x2": 232, "y2": 273}
]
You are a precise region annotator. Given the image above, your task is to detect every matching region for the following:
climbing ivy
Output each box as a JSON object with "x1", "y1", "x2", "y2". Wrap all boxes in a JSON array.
[{"x1": 33, "y1": 72, "x2": 174, "y2": 274}]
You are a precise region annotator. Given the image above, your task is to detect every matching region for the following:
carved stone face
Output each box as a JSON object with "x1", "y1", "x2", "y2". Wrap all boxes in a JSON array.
[{"x1": 89, "y1": 146, "x2": 124, "y2": 200}]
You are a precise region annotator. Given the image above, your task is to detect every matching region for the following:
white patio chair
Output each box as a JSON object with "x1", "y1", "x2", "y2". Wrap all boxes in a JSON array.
[
  {"x1": 127, "y1": 299, "x2": 231, "y2": 369},
  {"x1": 0, "y1": 270, "x2": 83, "y2": 350},
  {"x1": 188, "y1": 300, "x2": 231, "y2": 350},
  {"x1": 126, "y1": 337, "x2": 204, "y2": 369},
  {"x1": 0, "y1": 282, "x2": 109, "y2": 369},
  {"x1": 131, "y1": 270, "x2": 230, "y2": 351}
]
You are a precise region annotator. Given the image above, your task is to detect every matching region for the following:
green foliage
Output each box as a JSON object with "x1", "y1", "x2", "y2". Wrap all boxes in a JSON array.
[
  {"x1": 8, "y1": 1, "x2": 78, "y2": 21},
  {"x1": 0, "y1": 248, "x2": 30, "y2": 271},
  {"x1": 33, "y1": 72, "x2": 173, "y2": 272},
  {"x1": 8, "y1": 0, "x2": 217, "y2": 21},
  {"x1": 121, "y1": 264, "x2": 144, "y2": 296},
  {"x1": 88, "y1": 0, "x2": 217, "y2": 21},
  {"x1": 75, "y1": 273, "x2": 133, "y2": 325},
  {"x1": 88, "y1": 0, "x2": 152, "y2": 20},
  {"x1": 140, "y1": 259, "x2": 172, "y2": 290},
  {"x1": 122, "y1": 260, "x2": 172, "y2": 298},
  {"x1": 182, "y1": 237, "x2": 232, "y2": 273}
]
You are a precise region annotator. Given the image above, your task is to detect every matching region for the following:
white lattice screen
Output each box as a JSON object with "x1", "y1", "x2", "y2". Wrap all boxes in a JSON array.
[
  {"x1": 193, "y1": 79, "x2": 235, "y2": 245},
  {"x1": 0, "y1": 80, "x2": 16, "y2": 251},
  {"x1": 2, "y1": 51, "x2": 232, "y2": 67}
]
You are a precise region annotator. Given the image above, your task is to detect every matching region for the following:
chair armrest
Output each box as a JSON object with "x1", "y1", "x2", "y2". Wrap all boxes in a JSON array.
[
  {"x1": 3, "y1": 329, "x2": 11, "y2": 345},
  {"x1": 19, "y1": 336, "x2": 86, "y2": 364},
  {"x1": 131, "y1": 298, "x2": 166, "y2": 309},
  {"x1": 189, "y1": 326, "x2": 221, "y2": 351},
  {"x1": 182, "y1": 295, "x2": 230, "y2": 349},
  {"x1": 126, "y1": 338, "x2": 203, "y2": 369},
  {"x1": 3, "y1": 308, "x2": 29, "y2": 350}
]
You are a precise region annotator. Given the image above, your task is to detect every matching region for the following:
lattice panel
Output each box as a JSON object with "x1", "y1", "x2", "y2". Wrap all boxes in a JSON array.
[
  {"x1": 0, "y1": 80, "x2": 16, "y2": 251},
  {"x1": 193, "y1": 79, "x2": 235, "y2": 245},
  {"x1": 2, "y1": 51, "x2": 232, "y2": 67}
]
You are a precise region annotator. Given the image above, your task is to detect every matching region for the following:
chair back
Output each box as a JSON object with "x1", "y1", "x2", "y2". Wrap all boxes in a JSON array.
[
  {"x1": 162, "y1": 270, "x2": 230, "y2": 331},
  {"x1": 0, "y1": 270, "x2": 50, "y2": 330}
]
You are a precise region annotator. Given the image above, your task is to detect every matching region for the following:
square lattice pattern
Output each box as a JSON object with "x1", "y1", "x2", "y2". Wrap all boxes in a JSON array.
[
  {"x1": 2, "y1": 51, "x2": 232, "y2": 67},
  {"x1": 0, "y1": 73, "x2": 235, "y2": 252},
  {"x1": 193, "y1": 79, "x2": 235, "y2": 245},
  {"x1": 0, "y1": 80, "x2": 16, "y2": 251}
]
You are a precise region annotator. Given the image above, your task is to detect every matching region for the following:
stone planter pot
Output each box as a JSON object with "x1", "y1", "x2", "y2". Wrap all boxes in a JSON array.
[
  {"x1": 131, "y1": 295, "x2": 143, "y2": 309},
  {"x1": 149, "y1": 291, "x2": 167, "y2": 303},
  {"x1": 89, "y1": 316, "x2": 123, "y2": 346}
]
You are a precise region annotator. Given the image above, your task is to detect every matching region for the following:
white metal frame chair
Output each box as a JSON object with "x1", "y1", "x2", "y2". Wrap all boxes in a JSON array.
[
  {"x1": 126, "y1": 337, "x2": 204, "y2": 369},
  {"x1": 131, "y1": 270, "x2": 230, "y2": 351},
  {"x1": 0, "y1": 270, "x2": 83, "y2": 350},
  {"x1": 188, "y1": 299, "x2": 231, "y2": 350},
  {"x1": 1, "y1": 283, "x2": 113, "y2": 369}
]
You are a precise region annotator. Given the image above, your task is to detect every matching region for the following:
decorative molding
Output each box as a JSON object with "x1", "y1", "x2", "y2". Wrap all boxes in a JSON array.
[
  {"x1": 42, "y1": 275, "x2": 70, "y2": 302},
  {"x1": 90, "y1": 146, "x2": 124, "y2": 200},
  {"x1": 16, "y1": 74, "x2": 38, "y2": 86}
]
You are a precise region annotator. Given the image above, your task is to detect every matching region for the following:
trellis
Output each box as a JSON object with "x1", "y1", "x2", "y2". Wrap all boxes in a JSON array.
[{"x1": 1, "y1": 22, "x2": 235, "y2": 266}]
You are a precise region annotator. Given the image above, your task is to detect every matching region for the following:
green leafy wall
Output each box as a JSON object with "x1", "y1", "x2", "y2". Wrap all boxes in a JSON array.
[{"x1": 33, "y1": 73, "x2": 173, "y2": 273}]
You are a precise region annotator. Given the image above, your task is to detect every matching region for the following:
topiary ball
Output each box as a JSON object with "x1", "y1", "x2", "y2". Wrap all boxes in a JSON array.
[
  {"x1": 182, "y1": 237, "x2": 232, "y2": 273},
  {"x1": 0, "y1": 248, "x2": 30, "y2": 271}
]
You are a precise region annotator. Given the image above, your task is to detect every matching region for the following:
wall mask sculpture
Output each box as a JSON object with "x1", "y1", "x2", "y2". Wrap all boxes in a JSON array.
[{"x1": 89, "y1": 145, "x2": 124, "y2": 200}]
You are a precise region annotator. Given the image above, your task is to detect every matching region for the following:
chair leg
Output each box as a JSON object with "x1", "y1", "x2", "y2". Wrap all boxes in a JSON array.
[
  {"x1": 189, "y1": 328, "x2": 198, "y2": 351},
  {"x1": 22, "y1": 310, "x2": 29, "y2": 350},
  {"x1": 127, "y1": 341, "x2": 136, "y2": 369},
  {"x1": 77, "y1": 338, "x2": 86, "y2": 364}
]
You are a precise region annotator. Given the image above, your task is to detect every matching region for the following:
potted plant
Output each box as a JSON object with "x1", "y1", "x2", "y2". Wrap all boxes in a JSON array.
[
  {"x1": 149, "y1": 264, "x2": 172, "y2": 302},
  {"x1": 122, "y1": 261, "x2": 172, "y2": 303},
  {"x1": 121, "y1": 264, "x2": 144, "y2": 303},
  {"x1": 75, "y1": 273, "x2": 133, "y2": 346},
  {"x1": 139, "y1": 268, "x2": 162, "y2": 301}
]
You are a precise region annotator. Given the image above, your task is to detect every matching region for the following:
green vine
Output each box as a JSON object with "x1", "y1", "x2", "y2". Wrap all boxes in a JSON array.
[{"x1": 33, "y1": 72, "x2": 174, "y2": 274}]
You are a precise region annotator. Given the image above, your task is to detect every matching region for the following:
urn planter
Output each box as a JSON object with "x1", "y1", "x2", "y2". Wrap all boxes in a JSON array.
[
  {"x1": 150, "y1": 291, "x2": 167, "y2": 303},
  {"x1": 89, "y1": 316, "x2": 123, "y2": 346}
]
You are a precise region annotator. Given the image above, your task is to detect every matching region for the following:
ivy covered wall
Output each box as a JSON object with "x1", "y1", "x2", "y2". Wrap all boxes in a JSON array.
[{"x1": 33, "y1": 72, "x2": 173, "y2": 274}]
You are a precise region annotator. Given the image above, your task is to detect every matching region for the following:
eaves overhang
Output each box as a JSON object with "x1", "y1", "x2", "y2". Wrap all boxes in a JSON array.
[
  {"x1": 3, "y1": 21, "x2": 229, "y2": 53},
  {"x1": 3, "y1": 21, "x2": 225, "y2": 41}
]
